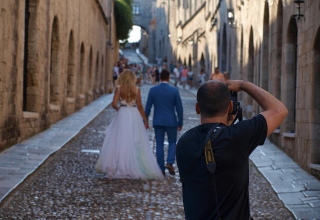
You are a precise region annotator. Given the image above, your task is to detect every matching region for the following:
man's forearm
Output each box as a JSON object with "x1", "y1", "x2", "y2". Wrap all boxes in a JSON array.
[
  {"x1": 241, "y1": 81, "x2": 283, "y2": 112},
  {"x1": 241, "y1": 81, "x2": 288, "y2": 136}
]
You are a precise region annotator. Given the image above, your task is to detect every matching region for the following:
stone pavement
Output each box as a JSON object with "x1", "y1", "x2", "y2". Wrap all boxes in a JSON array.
[
  {"x1": 137, "y1": 50, "x2": 320, "y2": 219},
  {"x1": 0, "y1": 50, "x2": 318, "y2": 219},
  {"x1": 0, "y1": 85, "x2": 293, "y2": 219},
  {"x1": 0, "y1": 94, "x2": 114, "y2": 203}
]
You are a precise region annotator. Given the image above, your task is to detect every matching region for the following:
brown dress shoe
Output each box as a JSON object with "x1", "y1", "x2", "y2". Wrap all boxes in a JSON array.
[
  {"x1": 166, "y1": 163, "x2": 175, "y2": 175},
  {"x1": 162, "y1": 170, "x2": 166, "y2": 176}
]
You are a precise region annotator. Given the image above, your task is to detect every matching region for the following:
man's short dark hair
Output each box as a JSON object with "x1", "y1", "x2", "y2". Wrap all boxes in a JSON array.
[
  {"x1": 160, "y1": 69, "x2": 170, "y2": 80},
  {"x1": 197, "y1": 80, "x2": 231, "y2": 118}
]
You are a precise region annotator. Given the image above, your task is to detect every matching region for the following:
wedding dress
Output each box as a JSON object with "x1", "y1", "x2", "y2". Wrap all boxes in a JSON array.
[{"x1": 95, "y1": 86, "x2": 164, "y2": 179}]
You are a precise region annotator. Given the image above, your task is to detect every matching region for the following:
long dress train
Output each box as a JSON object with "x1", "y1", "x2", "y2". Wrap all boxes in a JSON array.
[{"x1": 95, "y1": 86, "x2": 163, "y2": 179}]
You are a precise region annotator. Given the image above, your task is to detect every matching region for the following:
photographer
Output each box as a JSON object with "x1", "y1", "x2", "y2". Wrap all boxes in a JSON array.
[{"x1": 176, "y1": 80, "x2": 288, "y2": 219}]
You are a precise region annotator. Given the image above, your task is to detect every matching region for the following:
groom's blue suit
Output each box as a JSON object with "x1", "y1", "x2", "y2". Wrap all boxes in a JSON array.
[{"x1": 145, "y1": 82, "x2": 183, "y2": 172}]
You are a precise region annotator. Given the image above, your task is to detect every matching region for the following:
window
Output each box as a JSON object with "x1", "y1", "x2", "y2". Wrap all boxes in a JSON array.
[{"x1": 132, "y1": 3, "x2": 140, "y2": 15}]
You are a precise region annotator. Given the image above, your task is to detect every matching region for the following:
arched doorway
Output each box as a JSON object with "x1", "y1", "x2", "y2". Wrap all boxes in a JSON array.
[
  {"x1": 283, "y1": 17, "x2": 298, "y2": 133},
  {"x1": 272, "y1": 0, "x2": 283, "y2": 100},
  {"x1": 50, "y1": 16, "x2": 60, "y2": 106},
  {"x1": 311, "y1": 27, "x2": 320, "y2": 163},
  {"x1": 86, "y1": 46, "x2": 93, "y2": 104},
  {"x1": 100, "y1": 55, "x2": 104, "y2": 94},
  {"x1": 75, "y1": 43, "x2": 85, "y2": 110},
  {"x1": 79, "y1": 43, "x2": 85, "y2": 95},
  {"x1": 200, "y1": 53, "x2": 206, "y2": 80},
  {"x1": 246, "y1": 27, "x2": 254, "y2": 116},
  {"x1": 67, "y1": 31, "x2": 75, "y2": 98},
  {"x1": 24, "y1": 0, "x2": 40, "y2": 112},
  {"x1": 261, "y1": 1, "x2": 269, "y2": 91},
  {"x1": 95, "y1": 52, "x2": 100, "y2": 99}
]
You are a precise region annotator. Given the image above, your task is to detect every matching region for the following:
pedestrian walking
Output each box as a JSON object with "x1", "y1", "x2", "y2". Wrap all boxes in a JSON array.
[
  {"x1": 173, "y1": 65, "x2": 180, "y2": 87},
  {"x1": 145, "y1": 69, "x2": 183, "y2": 176},
  {"x1": 180, "y1": 65, "x2": 188, "y2": 88},
  {"x1": 154, "y1": 66, "x2": 160, "y2": 85},
  {"x1": 113, "y1": 62, "x2": 119, "y2": 85},
  {"x1": 187, "y1": 67, "x2": 193, "y2": 88}
]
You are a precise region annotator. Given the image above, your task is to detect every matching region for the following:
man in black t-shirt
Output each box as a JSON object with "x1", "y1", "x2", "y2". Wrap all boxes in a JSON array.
[{"x1": 176, "y1": 80, "x2": 288, "y2": 219}]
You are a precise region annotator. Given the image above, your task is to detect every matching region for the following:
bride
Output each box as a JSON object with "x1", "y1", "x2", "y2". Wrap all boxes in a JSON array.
[{"x1": 95, "y1": 69, "x2": 164, "y2": 179}]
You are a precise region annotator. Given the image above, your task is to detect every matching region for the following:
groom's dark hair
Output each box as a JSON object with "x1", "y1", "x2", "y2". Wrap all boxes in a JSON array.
[{"x1": 160, "y1": 69, "x2": 170, "y2": 81}]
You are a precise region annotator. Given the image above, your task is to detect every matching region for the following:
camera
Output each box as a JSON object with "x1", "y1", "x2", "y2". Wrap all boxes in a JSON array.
[
  {"x1": 230, "y1": 91, "x2": 237, "y2": 115},
  {"x1": 230, "y1": 91, "x2": 243, "y2": 124}
]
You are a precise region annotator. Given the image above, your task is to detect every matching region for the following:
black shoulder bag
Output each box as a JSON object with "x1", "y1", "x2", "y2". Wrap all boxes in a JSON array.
[{"x1": 179, "y1": 124, "x2": 225, "y2": 220}]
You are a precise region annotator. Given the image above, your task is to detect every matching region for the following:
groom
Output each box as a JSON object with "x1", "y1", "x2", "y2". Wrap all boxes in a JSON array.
[{"x1": 145, "y1": 69, "x2": 183, "y2": 176}]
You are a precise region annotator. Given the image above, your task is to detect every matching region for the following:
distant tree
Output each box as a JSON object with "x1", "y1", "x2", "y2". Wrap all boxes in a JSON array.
[{"x1": 114, "y1": 0, "x2": 133, "y2": 40}]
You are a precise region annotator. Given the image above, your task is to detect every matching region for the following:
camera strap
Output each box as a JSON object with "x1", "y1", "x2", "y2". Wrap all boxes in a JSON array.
[
  {"x1": 179, "y1": 124, "x2": 224, "y2": 183},
  {"x1": 179, "y1": 124, "x2": 224, "y2": 219}
]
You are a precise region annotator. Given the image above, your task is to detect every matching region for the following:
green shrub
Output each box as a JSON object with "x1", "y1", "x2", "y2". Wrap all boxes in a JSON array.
[{"x1": 114, "y1": 0, "x2": 133, "y2": 40}]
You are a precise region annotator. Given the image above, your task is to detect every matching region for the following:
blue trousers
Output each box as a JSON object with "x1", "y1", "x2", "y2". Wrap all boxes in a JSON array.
[{"x1": 154, "y1": 126, "x2": 177, "y2": 171}]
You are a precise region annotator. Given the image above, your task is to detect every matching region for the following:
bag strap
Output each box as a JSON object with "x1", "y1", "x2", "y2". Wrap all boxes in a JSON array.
[{"x1": 179, "y1": 124, "x2": 224, "y2": 183}]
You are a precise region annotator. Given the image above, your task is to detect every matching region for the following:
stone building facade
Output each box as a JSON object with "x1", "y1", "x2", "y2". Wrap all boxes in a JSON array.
[
  {"x1": 156, "y1": 0, "x2": 320, "y2": 179},
  {"x1": 130, "y1": 0, "x2": 157, "y2": 63},
  {"x1": 0, "y1": 0, "x2": 117, "y2": 152}
]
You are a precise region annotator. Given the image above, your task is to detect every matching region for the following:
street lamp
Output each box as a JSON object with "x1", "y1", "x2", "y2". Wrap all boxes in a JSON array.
[
  {"x1": 294, "y1": 0, "x2": 305, "y2": 22},
  {"x1": 227, "y1": 9, "x2": 236, "y2": 28}
]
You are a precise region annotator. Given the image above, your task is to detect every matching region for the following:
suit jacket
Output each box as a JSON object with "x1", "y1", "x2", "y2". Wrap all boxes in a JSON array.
[{"x1": 145, "y1": 82, "x2": 183, "y2": 127}]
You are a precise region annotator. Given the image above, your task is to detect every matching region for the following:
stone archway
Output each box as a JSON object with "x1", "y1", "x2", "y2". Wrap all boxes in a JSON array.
[
  {"x1": 311, "y1": 27, "x2": 320, "y2": 164},
  {"x1": 50, "y1": 16, "x2": 60, "y2": 107},
  {"x1": 86, "y1": 46, "x2": 93, "y2": 104},
  {"x1": 245, "y1": 26, "x2": 254, "y2": 117},
  {"x1": 67, "y1": 31, "x2": 75, "y2": 99},
  {"x1": 283, "y1": 17, "x2": 298, "y2": 133},
  {"x1": 94, "y1": 52, "x2": 100, "y2": 99},
  {"x1": 261, "y1": 1, "x2": 269, "y2": 91},
  {"x1": 24, "y1": 0, "x2": 40, "y2": 112},
  {"x1": 75, "y1": 43, "x2": 85, "y2": 110},
  {"x1": 188, "y1": 55, "x2": 192, "y2": 70},
  {"x1": 271, "y1": 0, "x2": 283, "y2": 100},
  {"x1": 79, "y1": 43, "x2": 85, "y2": 95}
]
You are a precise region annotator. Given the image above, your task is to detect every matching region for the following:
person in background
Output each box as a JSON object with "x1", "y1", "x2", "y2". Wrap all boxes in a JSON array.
[
  {"x1": 154, "y1": 66, "x2": 160, "y2": 85},
  {"x1": 187, "y1": 67, "x2": 193, "y2": 88},
  {"x1": 113, "y1": 62, "x2": 119, "y2": 85},
  {"x1": 142, "y1": 63, "x2": 148, "y2": 84},
  {"x1": 170, "y1": 61, "x2": 175, "y2": 76},
  {"x1": 173, "y1": 65, "x2": 180, "y2": 87},
  {"x1": 180, "y1": 65, "x2": 188, "y2": 89},
  {"x1": 210, "y1": 67, "x2": 225, "y2": 81}
]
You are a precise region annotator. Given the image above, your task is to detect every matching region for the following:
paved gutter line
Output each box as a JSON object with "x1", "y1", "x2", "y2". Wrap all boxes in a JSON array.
[{"x1": 0, "y1": 93, "x2": 114, "y2": 203}]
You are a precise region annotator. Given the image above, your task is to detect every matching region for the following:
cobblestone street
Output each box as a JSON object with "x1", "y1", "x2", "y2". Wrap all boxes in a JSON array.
[{"x1": 0, "y1": 85, "x2": 295, "y2": 219}]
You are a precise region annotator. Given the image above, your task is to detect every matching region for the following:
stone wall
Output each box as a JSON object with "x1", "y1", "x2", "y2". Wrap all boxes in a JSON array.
[
  {"x1": 158, "y1": 0, "x2": 320, "y2": 178},
  {"x1": 0, "y1": 0, "x2": 116, "y2": 152}
]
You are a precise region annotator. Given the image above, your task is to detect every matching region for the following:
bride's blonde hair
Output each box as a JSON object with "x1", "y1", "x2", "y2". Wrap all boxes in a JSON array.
[{"x1": 115, "y1": 69, "x2": 137, "y2": 101}]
